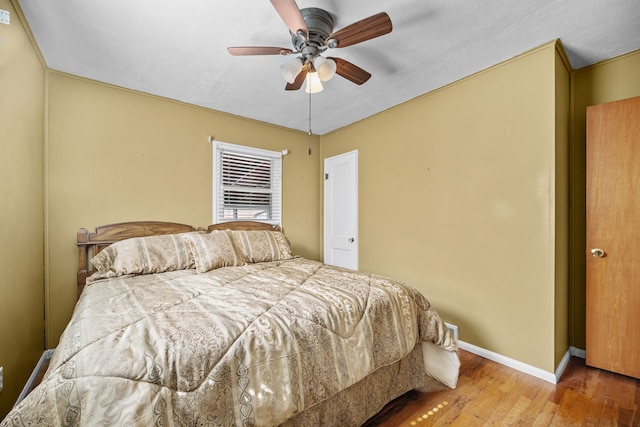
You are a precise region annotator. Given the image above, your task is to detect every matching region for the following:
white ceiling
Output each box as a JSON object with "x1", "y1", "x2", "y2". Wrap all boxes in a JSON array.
[{"x1": 17, "y1": 0, "x2": 640, "y2": 135}]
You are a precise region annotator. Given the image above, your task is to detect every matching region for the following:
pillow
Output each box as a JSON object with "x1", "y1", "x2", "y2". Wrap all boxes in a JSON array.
[
  {"x1": 182, "y1": 230, "x2": 246, "y2": 273},
  {"x1": 229, "y1": 230, "x2": 294, "y2": 263},
  {"x1": 88, "y1": 232, "x2": 201, "y2": 281}
]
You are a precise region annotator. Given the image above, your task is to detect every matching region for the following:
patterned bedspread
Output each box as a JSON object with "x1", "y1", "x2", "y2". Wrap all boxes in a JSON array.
[{"x1": 3, "y1": 257, "x2": 457, "y2": 426}]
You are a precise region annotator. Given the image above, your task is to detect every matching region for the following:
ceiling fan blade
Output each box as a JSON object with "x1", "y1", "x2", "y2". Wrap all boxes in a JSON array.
[
  {"x1": 330, "y1": 57, "x2": 371, "y2": 85},
  {"x1": 328, "y1": 12, "x2": 392, "y2": 48},
  {"x1": 285, "y1": 63, "x2": 309, "y2": 91},
  {"x1": 270, "y1": 0, "x2": 308, "y2": 39},
  {"x1": 227, "y1": 46, "x2": 293, "y2": 56}
]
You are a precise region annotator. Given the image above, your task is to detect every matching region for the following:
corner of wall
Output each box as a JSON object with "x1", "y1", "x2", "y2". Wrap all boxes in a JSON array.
[
  {"x1": 553, "y1": 39, "x2": 573, "y2": 75},
  {"x1": 554, "y1": 44, "x2": 571, "y2": 369}
]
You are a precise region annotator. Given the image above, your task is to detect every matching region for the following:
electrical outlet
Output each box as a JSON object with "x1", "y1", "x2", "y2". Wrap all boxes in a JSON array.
[
  {"x1": 0, "y1": 10, "x2": 10, "y2": 25},
  {"x1": 0, "y1": 366, "x2": 4, "y2": 392},
  {"x1": 445, "y1": 322, "x2": 459, "y2": 342}
]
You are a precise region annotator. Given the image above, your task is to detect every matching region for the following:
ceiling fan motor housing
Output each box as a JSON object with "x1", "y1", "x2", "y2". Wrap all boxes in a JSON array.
[{"x1": 292, "y1": 8, "x2": 334, "y2": 60}]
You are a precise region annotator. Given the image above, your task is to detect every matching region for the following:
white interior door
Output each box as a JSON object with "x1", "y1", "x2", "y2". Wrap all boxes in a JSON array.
[{"x1": 324, "y1": 150, "x2": 358, "y2": 270}]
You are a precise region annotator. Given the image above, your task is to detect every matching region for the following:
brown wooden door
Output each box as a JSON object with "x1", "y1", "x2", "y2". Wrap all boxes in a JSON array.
[{"x1": 586, "y1": 95, "x2": 640, "y2": 379}]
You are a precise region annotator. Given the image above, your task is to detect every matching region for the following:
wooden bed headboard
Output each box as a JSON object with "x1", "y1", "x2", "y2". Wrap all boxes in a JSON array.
[{"x1": 77, "y1": 220, "x2": 281, "y2": 298}]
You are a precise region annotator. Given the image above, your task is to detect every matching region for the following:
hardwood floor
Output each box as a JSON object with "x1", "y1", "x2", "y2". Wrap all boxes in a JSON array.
[{"x1": 365, "y1": 350, "x2": 640, "y2": 426}]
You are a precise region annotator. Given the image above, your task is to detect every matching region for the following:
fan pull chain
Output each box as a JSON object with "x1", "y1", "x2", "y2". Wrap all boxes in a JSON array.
[{"x1": 308, "y1": 90, "x2": 312, "y2": 155}]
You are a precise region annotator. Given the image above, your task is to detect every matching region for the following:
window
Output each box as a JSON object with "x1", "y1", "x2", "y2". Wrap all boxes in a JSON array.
[{"x1": 213, "y1": 141, "x2": 282, "y2": 225}]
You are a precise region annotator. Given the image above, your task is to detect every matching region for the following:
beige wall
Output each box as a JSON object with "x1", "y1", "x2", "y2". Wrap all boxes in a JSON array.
[
  {"x1": 321, "y1": 42, "x2": 569, "y2": 373},
  {"x1": 45, "y1": 73, "x2": 321, "y2": 347},
  {"x1": 0, "y1": 0, "x2": 45, "y2": 417},
  {"x1": 568, "y1": 49, "x2": 640, "y2": 350}
]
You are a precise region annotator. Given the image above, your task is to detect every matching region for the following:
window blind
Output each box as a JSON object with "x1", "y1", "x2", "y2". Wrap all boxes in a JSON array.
[{"x1": 214, "y1": 142, "x2": 282, "y2": 225}]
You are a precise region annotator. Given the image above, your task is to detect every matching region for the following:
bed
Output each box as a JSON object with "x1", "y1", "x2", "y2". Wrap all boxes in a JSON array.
[{"x1": 2, "y1": 221, "x2": 459, "y2": 426}]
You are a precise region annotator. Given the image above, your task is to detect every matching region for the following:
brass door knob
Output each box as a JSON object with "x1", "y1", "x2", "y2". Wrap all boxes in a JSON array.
[{"x1": 590, "y1": 248, "x2": 605, "y2": 258}]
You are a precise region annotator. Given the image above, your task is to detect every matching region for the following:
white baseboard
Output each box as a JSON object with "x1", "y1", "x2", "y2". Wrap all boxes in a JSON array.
[
  {"x1": 554, "y1": 349, "x2": 571, "y2": 383},
  {"x1": 458, "y1": 341, "x2": 582, "y2": 385},
  {"x1": 570, "y1": 346, "x2": 586, "y2": 359},
  {"x1": 15, "y1": 349, "x2": 54, "y2": 407}
]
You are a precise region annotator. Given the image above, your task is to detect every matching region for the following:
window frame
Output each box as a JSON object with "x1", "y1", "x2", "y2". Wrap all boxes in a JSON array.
[{"x1": 213, "y1": 141, "x2": 282, "y2": 226}]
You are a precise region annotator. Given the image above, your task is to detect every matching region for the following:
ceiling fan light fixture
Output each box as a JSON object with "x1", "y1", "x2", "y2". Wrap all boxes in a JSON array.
[
  {"x1": 280, "y1": 58, "x2": 303, "y2": 84},
  {"x1": 228, "y1": 5, "x2": 393, "y2": 92},
  {"x1": 314, "y1": 57, "x2": 337, "y2": 82},
  {"x1": 305, "y1": 70, "x2": 323, "y2": 93}
]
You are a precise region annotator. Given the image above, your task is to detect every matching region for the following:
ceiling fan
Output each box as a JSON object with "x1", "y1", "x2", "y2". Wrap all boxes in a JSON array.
[{"x1": 227, "y1": 0, "x2": 393, "y2": 93}]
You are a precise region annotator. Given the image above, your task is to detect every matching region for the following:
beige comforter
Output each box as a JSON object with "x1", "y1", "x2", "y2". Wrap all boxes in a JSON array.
[{"x1": 3, "y1": 258, "x2": 457, "y2": 426}]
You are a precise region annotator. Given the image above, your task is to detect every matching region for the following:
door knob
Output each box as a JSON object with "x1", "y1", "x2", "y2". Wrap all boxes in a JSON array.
[
  {"x1": 348, "y1": 238, "x2": 355, "y2": 243},
  {"x1": 590, "y1": 248, "x2": 605, "y2": 258}
]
